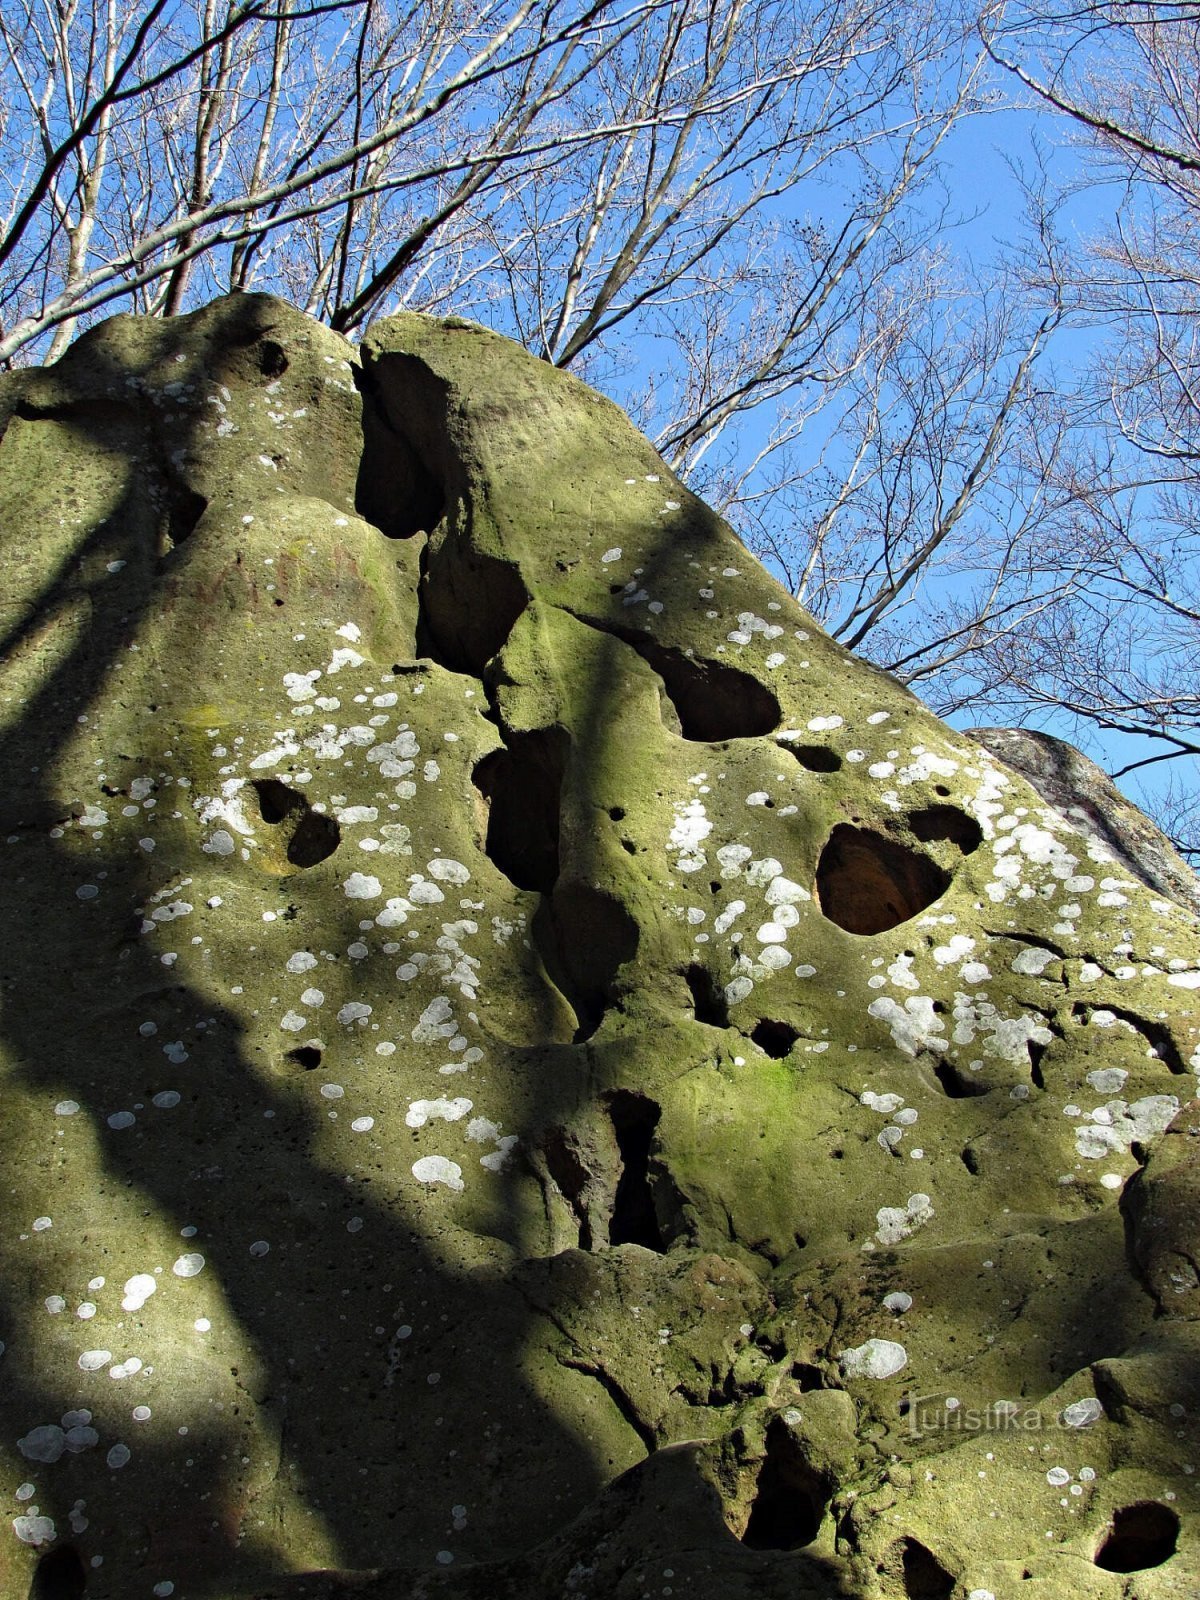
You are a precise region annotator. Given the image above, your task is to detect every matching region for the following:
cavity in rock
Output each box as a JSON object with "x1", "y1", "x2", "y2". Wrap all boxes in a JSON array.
[
  {"x1": 354, "y1": 358, "x2": 447, "y2": 540},
  {"x1": 815, "y1": 824, "x2": 952, "y2": 935},
  {"x1": 605, "y1": 1090, "x2": 665, "y2": 1251},
  {"x1": 892, "y1": 1536, "x2": 955, "y2": 1599},
  {"x1": 536, "y1": 883, "x2": 639, "y2": 1040},
  {"x1": 1094, "y1": 1502, "x2": 1180, "y2": 1572},
  {"x1": 30, "y1": 1544, "x2": 87, "y2": 1600},
  {"x1": 750, "y1": 1019, "x2": 800, "y2": 1059},
  {"x1": 472, "y1": 729, "x2": 566, "y2": 894},
  {"x1": 784, "y1": 744, "x2": 842, "y2": 773},
  {"x1": 684, "y1": 963, "x2": 729, "y2": 1026},
  {"x1": 740, "y1": 1420, "x2": 829, "y2": 1551},
  {"x1": 251, "y1": 778, "x2": 341, "y2": 868},
  {"x1": 908, "y1": 804, "x2": 983, "y2": 854},
  {"x1": 578, "y1": 617, "x2": 780, "y2": 741},
  {"x1": 165, "y1": 484, "x2": 207, "y2": 548},
  {"x1": 284, "y1": 1045, "x2": 322, "y2": 1071},
  {"x1": 933, "y1": 1059, "x2": 989, "y2": 1099}
]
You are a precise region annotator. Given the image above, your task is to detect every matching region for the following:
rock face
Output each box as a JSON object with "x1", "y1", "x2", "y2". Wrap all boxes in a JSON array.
[
  {"x1": 967, "y1": 727, "x2": 1200, "y2": 917},
  {"x1": 0, "y1": 294, "x2": 1198, "y2": 1599}
]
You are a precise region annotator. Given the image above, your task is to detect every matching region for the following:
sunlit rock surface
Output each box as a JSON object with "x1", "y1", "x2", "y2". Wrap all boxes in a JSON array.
[{"x1": 0, "y1": 294, "x2": 1198, "y2": 1599}]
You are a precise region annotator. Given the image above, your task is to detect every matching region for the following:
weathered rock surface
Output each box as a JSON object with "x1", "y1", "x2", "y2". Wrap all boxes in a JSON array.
[
  {"x1": 967, "y1": 726, "x2": 1200, "y2": 916},
  {"x1": 0, "y1": 294, "x2": 1198, "y2": 1599}
]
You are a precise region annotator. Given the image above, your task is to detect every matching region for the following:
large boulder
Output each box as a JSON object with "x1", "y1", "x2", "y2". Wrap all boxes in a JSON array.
[{"x1": 0, "y1": 293, "x2": 1197, "y2": 1599}]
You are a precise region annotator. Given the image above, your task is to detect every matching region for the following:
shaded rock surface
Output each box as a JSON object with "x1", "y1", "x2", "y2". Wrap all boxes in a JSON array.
[{"x1": 0, "y1": 294, "x2": 1197, "y2": 1598}]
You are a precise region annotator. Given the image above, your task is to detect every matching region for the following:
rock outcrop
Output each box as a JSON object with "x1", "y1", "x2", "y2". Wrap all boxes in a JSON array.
[{"x1": 0, "y1": 294, "x2": 1198, "y2": 1599}]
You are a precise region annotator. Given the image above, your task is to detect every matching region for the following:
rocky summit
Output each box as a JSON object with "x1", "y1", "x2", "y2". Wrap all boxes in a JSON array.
[{"x1": 0, "y1": 294, "x2": 1198, "y2": 1600}]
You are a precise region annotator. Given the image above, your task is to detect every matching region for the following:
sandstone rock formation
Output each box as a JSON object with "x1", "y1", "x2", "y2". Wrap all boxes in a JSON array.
[{"x1": 0, "y1": 293, "x2": 1198, "y2": 1599}]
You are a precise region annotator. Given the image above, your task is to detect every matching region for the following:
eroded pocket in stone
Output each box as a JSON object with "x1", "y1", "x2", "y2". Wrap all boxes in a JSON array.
[
  {"x1": 251, "y1": 778, "x2": 341, "y2": 869},
  {"x1": 1094, "y1": 1501, "x2": 1180, "y2": 1572},
  {"x1": 781, "y1": 743, "x2": 842, "y2": 773},
  {"x1": 750, "y1": 1018, "x2": 801, "y2": 1059},
  {"x1": 881, "y1": 1536, "x2": 955, "y2": 1598},
  {"x1": 574, "y1": 614, "x2": 781, "y2": 740},
  {"x1": 471, "y1": 728, "x2": 567, "y2": 894},
  {"x1": 605, "y1": 1090, "x2": 665, "y2": 1251},
  {"x1": 30, "y1": 1542, "x2": 87, "y2": 1599},
  {"x1": 738, "y1": 1419, "x2": 832, "y2": 1551},
  {"x1": 683, "y1": 963, "x2": 729, "y2": 1026},
  {"x1": 816, "y1": 824, "x2": 952, "y2": 935}
]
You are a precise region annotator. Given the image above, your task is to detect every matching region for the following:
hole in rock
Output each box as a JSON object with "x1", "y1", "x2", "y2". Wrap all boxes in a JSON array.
[
  {"x1": 961, "y1": 1146, "x2": 980, "y2": 1175},
  {"x1": 251, "y1": 779, "x2": 342, "y2": 868},
  {"x1": 354, "y1": 361, "x2": 447, "y2": 540},
  {"x1": 741, "y1": 1420, "x2": 829, "y2": 1551},
  {"x1": 908, "y1": 805, "x2": 983, "y2": 854},
  {"x1": 893, "y1": 1537, "x2": 955, "y2": 1599},
  {"x1": 751, "y1": 1019, "x2": 800, "y2": 1059},
  {"x1": 605, "y1": 1091, "x2": 664, "y2": 1250},
  {"x1": 166, "y1": 484, "x2": 207, "y2": 547},
  {"x1": 1029, "y1": 1044, "x2": 1047, "y2": 1089},
  {"x1": 684, "y1": 964, "x2": 728, "y2": 1027},
  {"x1": 790, "y1": 1362, "x2": 825, "y2": 1390},
  {"x1": 537, "y1": 884, "x2": 639, "y2": 1041},
  {"x1": 578, "y1": 617, "x2": 780, "y2": 741},
  {"x1": 285, "y1": 1045, "x2": 322, "y2": 1071},
  {"x1": 933, "y1": 1059, "x2": 989, "y2": 1098},
  {"x1": 257, "y1": 338, "x2": 288, "y2": 378},
  {"x1": 419, "y1": 543, "x2": 529, "y2": 673},
  {"x1": 294, "y1": 819, "x2": 339, "y2": 872},
  {"x1": 784, "y1": 744, "x2": 842, "y2": 773},
  {"x1": 815, "y1": 824, "x2": 952, "y2": 935},
  {"x1": 1094, "y1": 1502, "x2": 1179, "y2": 1572},
  {"x1": 30, "y1": 1545, "x2": 87, "y2": 1599},
  {"x1": 472, "y1": 729, "x2": 566, "y2": 894},
  {"x1": 608, "y1": 806, "x2": 626, "y2": 822},
  {"x1": 254, "y1": 778, "x2": 302, "y2": 825}
]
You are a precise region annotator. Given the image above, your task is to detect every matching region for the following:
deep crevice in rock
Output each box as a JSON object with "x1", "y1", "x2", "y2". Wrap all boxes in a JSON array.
[
  {"x1": 605, "y1": 1090, "x2": 665, "y2": 1251},
  {"x1": 29, "y1": 1544, "x2": 87, "y2": 1599},
  {"x1": 1094, "y1": 1502, "x2": 1179, "y2": 1572},
  {"x1": 569, "y1": 1362, "x2": 656, "y2": 1452},
  {"x1": 472, "y1": 729, "x2": 567, "y2": 894},
  {"x1": 816, "y1": 824, "x2": 952, "y2": 935},
  {"x1": 740, "y1": 1420, "x2": 830, "y2": 1551},
  {"x1": 251, "y1": 779, "x2": 341, "y2": 868},
  {"x1": 357, "y1": 349, "x2": 529, "y2": 671},
  {"x1": 573, "y1": 613, "x2": 780, "y2": 740},
  {"x1": 354, "y1": 359, "x2": 447, "y2": 540},
  {"x1": 421, "y1": 540, "x2": 529, "y2": 673}
]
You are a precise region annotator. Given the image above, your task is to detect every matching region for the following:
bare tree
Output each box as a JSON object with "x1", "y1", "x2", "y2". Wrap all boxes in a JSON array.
[{"x1": 977, "y1": 2, "x2": 1200, "y2": 844}]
